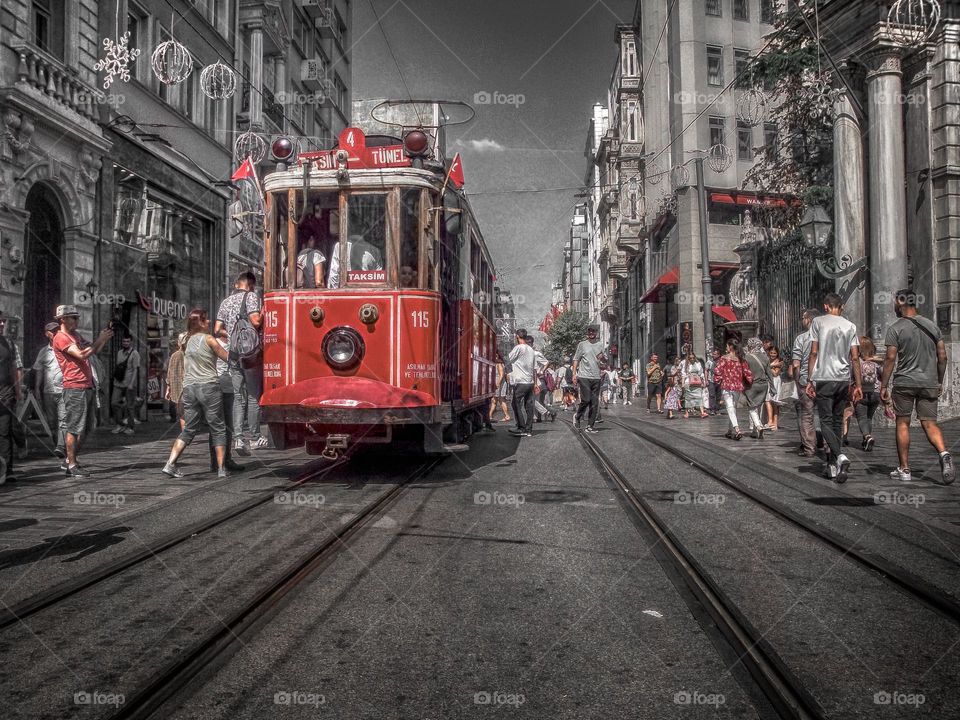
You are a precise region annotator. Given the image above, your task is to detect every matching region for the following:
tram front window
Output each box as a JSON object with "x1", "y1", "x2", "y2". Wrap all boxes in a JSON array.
[
  {"x1": 329, "y1": 194, "x2": 388, "y2": 288},
  {"x1": 296, "y1": 191, "x2": 338, "y2": 289}
]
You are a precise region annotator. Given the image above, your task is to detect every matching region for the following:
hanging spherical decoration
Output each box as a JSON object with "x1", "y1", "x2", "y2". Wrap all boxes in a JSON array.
[
  {"x1": 200, "y1": 61, "x2": 237, "y2": 99},
  {"x1": 151, "y1": 38, "x2": 193, "y2": 85},
  {"x1": 707, "y1": 144, "x2": 734, "y2": 174},
  {"x1": 235, "y1": 131, "x2": 266, "y2": 163},
  {"x1": 647, "y1": 159, "x2": 665, "y2": 186},
  {"x1": 886, "y1": 0, "x2": 941, "y2": 48},
  {"x1": 670, "y1": 164, "x2": 690, "y2": 189},
  {"x1": 737, "y1": 88, "x2": 768, "y2": 127}
]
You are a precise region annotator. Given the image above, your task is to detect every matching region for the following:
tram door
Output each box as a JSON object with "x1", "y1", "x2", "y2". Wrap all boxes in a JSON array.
[{"x1": 438, "y1": 191, "x2": 461, "y2": 401}]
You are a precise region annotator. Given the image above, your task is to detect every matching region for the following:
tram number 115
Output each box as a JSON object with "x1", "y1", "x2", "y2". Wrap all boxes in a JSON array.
[{"x1": 411, "y1": 310, "x2": 430, "y2": 329}]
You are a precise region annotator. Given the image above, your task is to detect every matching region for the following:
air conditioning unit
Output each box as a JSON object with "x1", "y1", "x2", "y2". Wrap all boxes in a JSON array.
[{"x1": 301, "y1": 58, "x2": 327, "y2": 82}]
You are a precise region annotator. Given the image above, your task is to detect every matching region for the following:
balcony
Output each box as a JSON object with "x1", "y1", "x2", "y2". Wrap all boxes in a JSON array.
[
  {"x1": 240, "y1": 1, "x2": 290, "y2": 56},
  {"x1": 616, "y1": 223, "x2": 644, "y2": 256},
  {"x1": 9, "y1": 41, "x2": 105, "y2": 127},
  {"x1": 618, "y1": 74, "x2": 641, "y2": 101},
  {"x1": 297, "y1": 0, "x2": 330, "y2": 19},
  {"x1": 263, "y1": 88, "x2": 285, "y2": 131},
  {"x1": 608, "y1": 251, "x2": 629, "y2": 280}
]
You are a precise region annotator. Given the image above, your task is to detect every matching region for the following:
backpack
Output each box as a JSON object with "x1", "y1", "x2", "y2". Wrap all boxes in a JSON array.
[
  {"x1": 543, "y1": 371, "x2": 556, "y2": 392},
  {"x1": 861, "y1": 360, "x2": 878, "y2": 388},
  {"x1": 231, "y1": 291, "x2": 262, "y2": 368},
  {"x1": 113, "y1": 353, "x2": 128, "y2": 383},
  {"x1": 564, "y1": 365, "x2": 573, "y2": 383}
]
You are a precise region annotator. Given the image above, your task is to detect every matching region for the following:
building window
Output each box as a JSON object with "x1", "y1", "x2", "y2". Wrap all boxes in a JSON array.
[
  {"x1": 764, "y1": 122, "x2": 779, "y2": 157},
  {"x1": 709, "y1": 116, "x2": 726, "y2": 147},
  {"x1": 624, "y1": 41, "x2": 638, "y2": 77},
  {"x1": 707, "y1": 46, "x2": 723, "y2": 86},
  {"x1": 760, "y1": 0, "x2": 775, "y2": 23},
  {"x1": 737, "y1": 121, "x2": 752, "y2": 160},
  {"x1": 293, "y1": 9, "x2": 311, "y2": 53},
  {"x1": 625, "y1": 101, "x2": 640, "y2": 141},
  {"x1": 706, "y1": 0, "x2": 722, "y2": 17},
  {"x1": 156, "y1": 27, "x2": 172, "y2": 103},
  {"x1": 734, "y1": 0, "x2": 749, "y2": 21},
  {"x1": 32, "y1": 0, "x2": 64, "y2": 58},
  {"x1": 735, "y1": 49, "x2": 750, "y2": 84},
  {"x1": 127, "y1": 7, "x2": 148, "y2": 82}
]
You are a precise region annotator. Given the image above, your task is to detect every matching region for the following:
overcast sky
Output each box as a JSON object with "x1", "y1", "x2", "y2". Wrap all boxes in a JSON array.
[{"x1": 352, "y1": 0, "x2": 635, "y2": 328}]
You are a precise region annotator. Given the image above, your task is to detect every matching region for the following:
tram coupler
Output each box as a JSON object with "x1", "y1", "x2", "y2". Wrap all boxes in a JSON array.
[{"x1": 321, "y1": 434, "x2": 350, "y2": 460}]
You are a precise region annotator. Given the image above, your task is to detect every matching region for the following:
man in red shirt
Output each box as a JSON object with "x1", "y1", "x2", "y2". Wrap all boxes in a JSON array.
[{"x1": 52, "y1": 305, "x2": 113, "y2": 477}]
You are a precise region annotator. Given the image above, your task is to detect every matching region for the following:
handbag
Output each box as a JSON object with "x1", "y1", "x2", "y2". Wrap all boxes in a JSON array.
[{"x1": 778, "y1": 379, "x2": 799, "y2": 402}]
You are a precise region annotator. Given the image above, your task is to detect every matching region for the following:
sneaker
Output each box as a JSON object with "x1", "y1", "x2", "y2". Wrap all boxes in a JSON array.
[
  {"x1": 890, "y1": 467, "x2": 912, "y2": 483},
  {"x1": 59, "y1": 461, "x2": 69, "y2": 472},
  {"x1": 825, "y1": 463, "x2": 838, "y2": 480},
  {"x1": 251, "y1": 437, "x2": 269, "y2": 449},
  {"x1": 161, "y1": 463, "x2": 184, "y2": 479},
  {"x1": 835, "y1": 455, "x2": 850, "y2": 484},
  {"x1": 574, "y1": 418, "x2": 581, "y2": 430},
  {"x1": 939, "y1": 453, "x2": 955, "y2": 485},
  {"x1": 217, "y1": 467, "x2": 230, "y2": 479},
  {"x1": 584, "y1": 427, "x2": 599, "y2": 434},
  {"x1": 122, "y1": 427, "x2": 134, "y2": 435},
  {"x1": 234, "y1": 438, "x2": 251, "y2": 457},
  {"x1": 111, "y1": 425, "x2": 125, "y2": 435},
  {"x1": 54, "y1": 447, "x2": 65, "y2": 459},
  {"x1": 65, "y1": 464, "x2": 85, "y2": 478}
]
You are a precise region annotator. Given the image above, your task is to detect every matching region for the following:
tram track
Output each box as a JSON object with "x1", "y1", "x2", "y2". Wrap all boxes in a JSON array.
[
  {"x1": 607, "y1": 416, "x2": 960, "y2": 627},
  {"x1": 0, "y1": 456, "x2": 351, "y2": 631},
  {"x1": 103, "y1": 456, "x2": 443, "y2": 720}
]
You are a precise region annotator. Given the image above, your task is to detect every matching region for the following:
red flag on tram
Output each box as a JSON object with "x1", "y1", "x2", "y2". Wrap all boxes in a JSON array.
[
  {"x1": 448, "y1": 153, "x2": 464, "y2": 188},
  {"x1": 231, "y1": 157, "x2": 264, "y2": 216}
]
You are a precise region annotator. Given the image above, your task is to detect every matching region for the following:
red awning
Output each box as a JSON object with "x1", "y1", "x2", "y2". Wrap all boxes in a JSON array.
[
  {"x1": 640, "y1": 267, "x2": 679, "y2": 303},
  {"x1": 709, "y1": 192, "x2": 801, "y2": 208},
  {"x1": 712, "y1": 305, "x2": 737, "y2": 323}
]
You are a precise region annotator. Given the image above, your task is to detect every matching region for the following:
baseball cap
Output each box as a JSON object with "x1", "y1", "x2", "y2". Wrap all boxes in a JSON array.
[{"x1": 45, "y1": 321, "x2": 60, "y2": 333}]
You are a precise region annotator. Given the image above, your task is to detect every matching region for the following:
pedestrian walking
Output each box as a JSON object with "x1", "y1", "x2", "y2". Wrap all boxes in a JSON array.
[
  {"x1": 110, "y1": 335, "x2": 139, "y2": 435},
  {"x1": 805, "y1": 293, "x2": 862, "y2": 483},
  {"x1": 51, "y1": 304, "x2": 113, "y2": 477},
  {"x1": 705, "y1": 347, "x2": 722, "y2": 415},
  {"x1": 645, "y1": 353, "x2": 664, "y2": 413},
  {"x1": 680, "y1": 350, "x2": 707, "y2": 418},
  {"x1": 662, "y1": 371, "x2": 681, "y2": 419},
  {"x1": 619, "y1": 362, "x2": 636, "y2": 405},
  {"x1": 0, "y1": 313, "x2": 21, "y2": 483},
  {"x1": 490, "y1": 353, "x2": 511, "y2": 423},
  {"x1": 162, "y1": 309, "x2": 231, "y2": 478},
  {"x1": 32, "y1": 321, "x2": 65, "y2": 457},
  {"x1": 743, "y1": 338, "x2": 771, "y2": 439},
  {"x1": 852, "y1": 336, "x2": 882, "y2": 452},
  {"x1": 573, "y1": 325, "x2": 605, "y2": 433},
  {"x1": 561, "y1": 359, "x2": 577, "y2": 409},
  {"x1": 765, "y1": 345, "x2": 784, "y2": 431},
  {"x1": 209, "y1": 336, "x2": 245, "y2": 473},
  {"x1": 714, "y1": 338, "x2": 753, "y2": 440},
  {"x1": 507, "y1": 329, "x2": 536, "y2": 437},
  {"x1": 881, "y1": 290, "x2": 954, "y2": 484},
  {"x1": 214, "y1": 272, "x2": 265, "y2": 455},
  {"x1": 791, "y1": 309, "x2": 820, "y2": 457},
  {"x1": 164, "y1": 333, "x2": 186, "y2": 430}
]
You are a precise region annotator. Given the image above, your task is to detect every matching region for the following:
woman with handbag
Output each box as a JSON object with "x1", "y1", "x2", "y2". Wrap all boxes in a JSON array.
[
  {"x1": 713, "y1": 338, "x2": 753, "y2": 440},
  {"x1": 681, "y1": 350, "x2": 707, "y2": 418},
  {"x1": 744, "y1": 337, "x2": 771, "y2": 439},
  {"x1": 765, "y1": 345, "x2": 784, "y2": 431}
]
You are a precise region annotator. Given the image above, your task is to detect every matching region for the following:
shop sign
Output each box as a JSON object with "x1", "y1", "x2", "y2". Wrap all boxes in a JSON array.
[{"x1": 136, "y1": 290, "x2": 187, "y2": 320}]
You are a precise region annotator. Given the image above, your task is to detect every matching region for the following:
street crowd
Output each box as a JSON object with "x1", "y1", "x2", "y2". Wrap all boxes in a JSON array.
[{"x1": 498, "y1": 290, "x2": 954, "y2": 487}]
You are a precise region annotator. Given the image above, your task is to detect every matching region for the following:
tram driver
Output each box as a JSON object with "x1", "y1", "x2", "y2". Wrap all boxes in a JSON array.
[
  {"x1": 327, "y1": 235, "x2": 384, "y2": 288},
  {"x1": 296, "y1": 235, "x2": 326, "y2": 289}
]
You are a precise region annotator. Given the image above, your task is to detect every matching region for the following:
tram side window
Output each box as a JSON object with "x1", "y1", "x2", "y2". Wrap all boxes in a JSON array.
[
  {"x1": 330, "y1": 194, "x2": 387, "y2": 288},
  {"x1": 400, "y1": 188, "x2": 420, "y2": 288},
  {"x1": 267, "y1": 192, "x2": 288, "y2": 291},
  {"x1": 296, "y1": 191, "x2": 338, "y2": 288}
]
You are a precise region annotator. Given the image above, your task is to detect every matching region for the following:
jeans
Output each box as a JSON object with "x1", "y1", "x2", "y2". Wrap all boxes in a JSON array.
[
  {"x1": 112, "y1": 385, "x2": 136, "y2": 427},
  {"x1": 179, "y1": 383, "x2": 227, "y2": 447},
  {"x1": 210, "y1": 374, "x2": 236, "y2": 467},
  {"x1": 512, "y1": 382, "x2": 535, "y2": 432},
  {"x1": 0, "y1": 386, "x2": 15, "y2": 477},
  {"x1": 796, "y1": 391, "x2": 816, "y2": 453},
  {"x1": 814, "y1": 381, "x2": 849, "y2": 460},
  {"x1": 722, "y1": 390, "x2": 741, "y2": 431},
  {"x1": 230, "y1": 365, "x2": 262, "y2": 441},
  {"x1": 576, "y1": 378, "x2": 601, "y2": 427},
  {"x1": 855, "y1": 391, "x2": 881, "y2": 437},
  {"x1": 42, "y1": 391, "x2": 66, "y2": 452}
]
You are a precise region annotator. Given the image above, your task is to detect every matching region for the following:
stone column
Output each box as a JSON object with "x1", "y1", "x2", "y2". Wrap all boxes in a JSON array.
[
  {"x1": 275, "y1": 55, "x2": 287, "y2": 99},
  {"x1": 248, "y1": 25, "x2": 264, "y2": 128},
  {"x1": 832, "y1": 80, "x2": 868, "y2": 332},
  {"x1": 865, "y1": 47, "x2": 909, "y2": 341}
]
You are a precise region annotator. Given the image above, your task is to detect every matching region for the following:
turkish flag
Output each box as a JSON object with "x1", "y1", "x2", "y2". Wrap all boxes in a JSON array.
[
  {"x1": 231, "y1": 157, "x2": 257, "y2": 182},
  {"x1": 448, "y1": 153, "x2": 464, "y2": 188}
]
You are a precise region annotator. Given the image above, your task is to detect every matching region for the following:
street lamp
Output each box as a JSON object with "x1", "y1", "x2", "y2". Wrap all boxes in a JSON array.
[{"x1": 799, "y1": 204, "x2": 832, "y2": 250}]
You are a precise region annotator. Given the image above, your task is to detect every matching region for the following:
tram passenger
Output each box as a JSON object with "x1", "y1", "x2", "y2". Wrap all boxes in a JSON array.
[
  {"x1": 162, "y1": 309, "x2": 231, "y2": 479},
  {"x1": 296, "y1": 235, "x2": 326, "y2": 289},
  {"x1": 399, "y1": 264, "x2": 418, "y2": 288},
  {"x1": 327, "y1": 235, "x2": 384, "y2": 288}
]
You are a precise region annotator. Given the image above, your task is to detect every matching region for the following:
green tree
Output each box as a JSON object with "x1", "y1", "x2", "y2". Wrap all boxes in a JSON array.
[{"x1": 544, "y1": 312, "x2": 589, "y2": 364}]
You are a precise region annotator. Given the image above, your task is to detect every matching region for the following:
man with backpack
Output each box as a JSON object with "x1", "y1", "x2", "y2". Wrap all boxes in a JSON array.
[
  {"x1": 881, "y1": 289, "x2": 954, "y2": 485},
  {"x1": 110, "y1": 335, "x2": 139, "y2": 435},
  {"x1": 214, "y1": 272, "x2": 265, "y2": 455}
]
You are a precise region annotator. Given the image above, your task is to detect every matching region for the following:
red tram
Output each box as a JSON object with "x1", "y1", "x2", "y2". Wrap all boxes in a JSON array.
[{"x1": 259, "y1": 121, "x2": 497, "y2": 457}]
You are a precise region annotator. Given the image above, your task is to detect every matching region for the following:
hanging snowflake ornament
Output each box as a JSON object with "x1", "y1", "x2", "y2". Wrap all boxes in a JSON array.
[
  {"x1": 737, "y1": 88, "x2": 768, "y2": 127},
  {"x1": 802, "y1": 70, "x2": 835, "y2": 121},
  {"x1": 708, "y1": 144, "x2": 734, "y2": 174},
  {"x1": 886, "y1": 0, "x2": 941, "y2": 48},
  {"x1": 670, "y1": 164, "x2": 690, "y2": 190},
  {"x1": 235, "y1": 131, "x2": 266, "y2": 163},
  {"x1": 94, "y1": 32, "x2": 141, "y2": 90},
  {"x1": 200, "y1": 61, "x2": 237, "y2": 99},
  {"x1": 152, "y1": 38, "x2": 193, "y2": 85}
]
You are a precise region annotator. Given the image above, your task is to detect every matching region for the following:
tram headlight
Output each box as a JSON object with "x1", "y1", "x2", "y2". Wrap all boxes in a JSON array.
[{"x1": 322, "y1": 327, "x2": 365, "y2": 370}]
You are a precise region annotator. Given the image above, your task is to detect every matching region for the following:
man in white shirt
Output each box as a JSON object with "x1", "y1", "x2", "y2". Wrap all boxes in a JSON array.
[
  {"x1": 296, "y1": 235, "x2": 326, "y2": 288},
  {"x1": 805, "y1": 293, "x2": 862, "y2": 482},
  {"x1": 33, "y1": 321, "x2": 65, "y2": 456},
  {"x1": 507, "y1": 329, "x2": 536, "y2": 437},
  {"x1": 327, "y1": 235, "x2": 384, "y2": 288}
]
